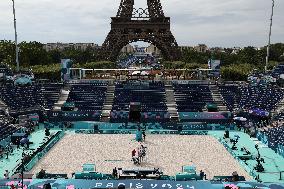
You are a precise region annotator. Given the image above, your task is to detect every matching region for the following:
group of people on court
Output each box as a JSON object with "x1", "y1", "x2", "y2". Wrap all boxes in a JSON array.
[{"x1": 132, "y1": 143, "x2": 147, "y2": 165}]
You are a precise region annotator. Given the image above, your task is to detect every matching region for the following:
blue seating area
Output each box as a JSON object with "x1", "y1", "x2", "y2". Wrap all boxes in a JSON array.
[
  {"x1": 219, "y1": 85, "x2": 240, "y2": 111},
  {"x1": 0, "y1": 115, "x2": 18, "y2": 141},
  {"x1": 110, "y1": 81, "x2": 167, "y2": 122},
  {"x1": 0, "y1": 85, "x2": 43, "y2": 111},
  {"x1": 173, "y1": 84, "x2": 213, "y2": 112},
  {"x1": 117, "y1": 55, "x2": 138, "y2": 68},
  {"x1": 112, "y1": 81, "x2": 167, "y2": 112},
  {"x1": 67, "y1": 83, "x2": 107, "y2": 111},
  {"x1": 238, "y1": 86, "x2": 284, "y2": 111},
  {"x1": 219, "y1": 85, "x2": 284, "y2": 112},
  {"x1": 259, "y1": 126, "x2": 284, "y2": 155},
  {"x1": 267, "y1": 126, "x2": 284, "y2": 149},
  {"x1": 0, "y1": 84, "x2": 63, "y2": 113}
]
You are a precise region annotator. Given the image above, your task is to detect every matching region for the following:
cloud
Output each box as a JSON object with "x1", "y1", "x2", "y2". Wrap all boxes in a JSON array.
[{"x1": 0, "y1": 0, "x2": 283, "y2": 47}]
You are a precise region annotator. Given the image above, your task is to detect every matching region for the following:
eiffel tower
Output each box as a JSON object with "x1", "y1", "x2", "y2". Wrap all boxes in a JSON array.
[{"x1": 101, "y1": 0, "x2": 181, "y2": 61}]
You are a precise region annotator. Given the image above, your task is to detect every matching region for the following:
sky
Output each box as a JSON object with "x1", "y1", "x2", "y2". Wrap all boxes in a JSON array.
[{"x1": 0, "y1": 0, "x2": 283, "y2": 47}]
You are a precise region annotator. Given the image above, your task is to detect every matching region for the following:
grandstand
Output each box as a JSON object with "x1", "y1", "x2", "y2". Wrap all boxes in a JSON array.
[
  {"x1": 173, "y1": 83, "x2": 214, "y2": 112},
  {"x1": 1, "y1": 69, "x2": 284, "y2": 189},
  {"x1": 67, "y1": 83, "x2": 107, "y2": 112},
  {"x1": 1, "y1": 0, "x2": 284, "y2": 187},
  {"x1": 111, "y1": 81, "x2": 167, "y2": 122}
]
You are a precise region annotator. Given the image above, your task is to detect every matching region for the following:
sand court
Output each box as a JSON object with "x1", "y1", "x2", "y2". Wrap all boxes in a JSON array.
[{"x1": 30, "y1": 134, "x2": 251, "y2": 180}]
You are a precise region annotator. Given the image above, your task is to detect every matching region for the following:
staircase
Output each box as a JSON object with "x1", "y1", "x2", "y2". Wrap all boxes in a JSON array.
[
  {"x1": 53, "y1": 85, "x2": 70, "y2": 111},
  {"x1": 272, "y1": 96, "x2": 284, "y2": 115},
  {"x1": 0, "y1": 98, "x2": 8, "y2": 111},
  {"x1": 209, "y1": 84, "x2": 229, "y2": 112},
  {"x1": 165, "y1": 84, "x2": 179, "y2": 120},
  {"x1": 100, "y1": 84, "x2": 115, "y2": 122}
]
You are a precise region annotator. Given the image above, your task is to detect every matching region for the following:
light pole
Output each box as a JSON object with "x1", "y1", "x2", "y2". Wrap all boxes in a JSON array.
[
  {"x1": 265, "y1": 0, "x2": 275, "y2": 73},
  {"x1": 12, "y1": 0, "x2": 19, "y2": 72}
]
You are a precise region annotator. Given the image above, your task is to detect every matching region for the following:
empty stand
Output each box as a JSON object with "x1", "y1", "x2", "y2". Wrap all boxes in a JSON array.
[
  {"x1": 0, "y1": 85, "x2": 43, "y2": 112},
  {"x1": 110, "y1": 81, "x2": 168, "y2": 122},
  {"x1": 65, "y1": 82, "x2": 108, "y2": 120},
  {"x1": 0, "y1": 84, "x2": 62, "y2": 114},
  {"x1": 0, "y1": 115, "x2": 19, "y2": 141},
  {"x1": 219, "y1": 85, "x2": 240, "y2": 112},
  {"x1": 173, "y1": 83, "x2": 214, "y2": 112}
]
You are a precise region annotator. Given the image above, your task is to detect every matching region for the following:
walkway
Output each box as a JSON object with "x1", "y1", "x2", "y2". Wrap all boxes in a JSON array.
[
  {"x1": 210, "y1": 131, "x2": 284, "y2": 183},
  {"x1": 0, "y1": 128, "x2": 59, "y2": 178}
]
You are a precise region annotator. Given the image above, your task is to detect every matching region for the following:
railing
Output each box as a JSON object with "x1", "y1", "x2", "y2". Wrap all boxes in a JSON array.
[{"x1": 26, "y1": 131, "x2": 65, "y2": 171}]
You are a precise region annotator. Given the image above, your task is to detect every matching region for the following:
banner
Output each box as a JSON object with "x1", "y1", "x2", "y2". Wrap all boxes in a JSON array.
[
  {"x1": 208, "y1": 59, "x2": 221, "y2": 70},
  {"x1": 179, "y1": 112, "x2": 231, "y2": 121},
  {"x1": 47, "y1": 111, "x2": 101, "y2": 122},
  {"x1": 1, "y1": 179, "x2": 283, "y2": 189},
  {"x1": 61, "y1": 59, "x2": 72, "y2": 81}
]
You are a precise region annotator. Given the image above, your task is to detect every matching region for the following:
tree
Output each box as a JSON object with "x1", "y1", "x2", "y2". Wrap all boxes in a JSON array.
[
  {"x1": 0, "y1": 40, "x2": 15, "y2": 66},
  {"x1": 19, "y1": 41, "x2": 50, "y2": 66},
  {"x1": 269, "y1": 43, "x2": 284, "y2": 62},
  {"x1": 48, "y1": 49, "x2": 62, "y2": 63},
  {"x1": 221, "y1": 64, "x2": 255, "y2": 81}
]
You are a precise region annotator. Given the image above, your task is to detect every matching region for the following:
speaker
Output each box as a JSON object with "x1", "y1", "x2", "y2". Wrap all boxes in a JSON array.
[
  {"x1": 178, "y1": 124, "x2": 183, "y2": 132},
  {"x1": 130, "y1": 102, "x2": 141, "y2": 111},
  {"x1": 93, "y1": 125, "x2": 99, "y2": 133},
  {"x1": 129, "y1": 102, "x2": 141, "y2": 122},
  {"x1": 129, "y1": 111, "x2": 141, "y2": 122}
]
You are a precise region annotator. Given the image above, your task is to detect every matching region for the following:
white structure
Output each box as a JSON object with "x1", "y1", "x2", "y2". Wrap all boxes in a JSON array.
[
  {"x1": 194, "y1": 44, "x2": 208, "y2": 53},
  {"x1": 120, "y1": 44, "x2": 135, "y2": 53},
  {"x1": 43, "y1": 43, "x2": 100, "y2": 51},
  {"x1": 145, "y1": 44, "x2": 161, "y2": 55}
]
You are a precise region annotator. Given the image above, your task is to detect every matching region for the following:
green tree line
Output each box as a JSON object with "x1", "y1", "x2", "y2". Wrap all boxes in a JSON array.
[
  {"x1": 0, "y1": 40, "x2": 102, "y2": 66},
  {"x1": 1, "y1": 40, "x2": 284, "y2": 81},
  {"x1": 178, "y1": 44, "x2": 284, "y2": 80}
]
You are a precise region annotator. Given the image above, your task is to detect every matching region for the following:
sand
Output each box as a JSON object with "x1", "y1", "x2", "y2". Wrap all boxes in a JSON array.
[{"x1": 30, "y1": 134, "x2": 251, "y2": 179}]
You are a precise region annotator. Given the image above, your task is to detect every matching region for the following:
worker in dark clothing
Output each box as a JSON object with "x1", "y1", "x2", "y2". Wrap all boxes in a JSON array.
[
  {"x1": 112, "y1": 167, "x2": 118, "y2": 178},
  {"x1": 142, "y1": 130, "x2": 146, "y2": 141},
  {"x1": 200, "y1": 170, "x2": 205, "y2": 180}
]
